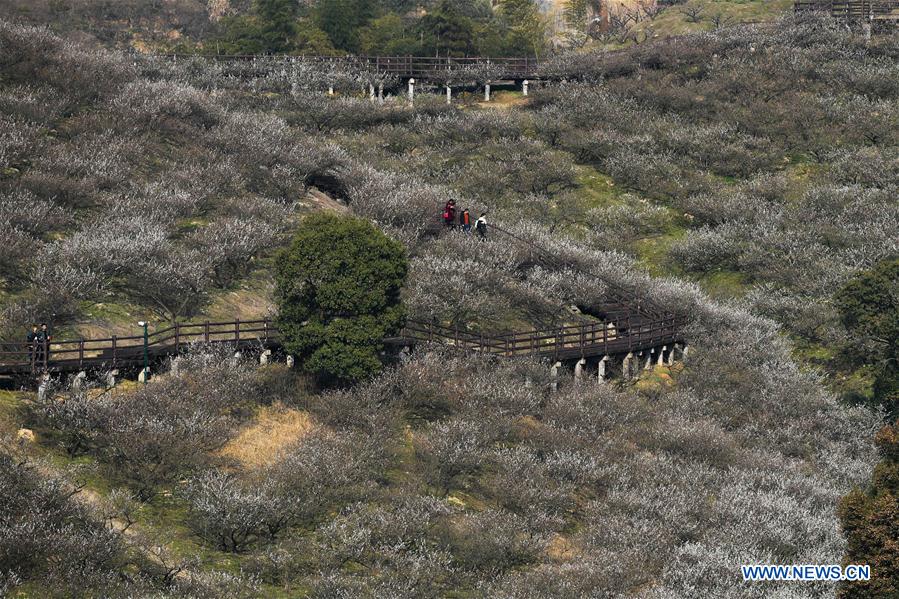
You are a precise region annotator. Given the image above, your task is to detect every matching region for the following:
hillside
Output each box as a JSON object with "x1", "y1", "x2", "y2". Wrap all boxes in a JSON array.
[{"x1": 2, "y1": 12, "x2": 898, "y2": 598}]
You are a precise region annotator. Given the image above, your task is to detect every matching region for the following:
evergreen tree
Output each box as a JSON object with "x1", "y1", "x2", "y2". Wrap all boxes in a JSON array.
[
  {"x1": 497, "y1": 0, "x2": 546, "y2": 57},
  {"x1": 275, "y1": 214, "x2": 407, "y2": 386},
  {"x1": 256, "y1": 0, "x2": 299, "y2": 54},
  {"x1": 419, "y1": 0, "x2": 477, "y2": 57},
  {"x1": 316, "y1": 0, "x2": 379, "y2": 52},
  {"x1": 835, "y1": 258, "x2": 899, "y2": 418}
]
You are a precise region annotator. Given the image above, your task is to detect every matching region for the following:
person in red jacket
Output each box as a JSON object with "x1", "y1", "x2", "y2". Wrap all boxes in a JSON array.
[
  {"x1": 442, "y1": 199, "x2": 456, "y2": 229},
  {"x1": 459, "y1": 208, "x2": 472, "y2": 233}
]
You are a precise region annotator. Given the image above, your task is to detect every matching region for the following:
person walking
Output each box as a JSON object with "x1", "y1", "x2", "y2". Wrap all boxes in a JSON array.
[
  {"x1": 475, "y1": 212, "x2": 488, "y2": 240},
  {"x1": 442, "y1": 199, "x2": 457, "y2": 229},
  {"x1": 459, "y1": 208, "x2": 472, "y2": 233},
  {"x1": 26, "y1": 324, "x2": 38, "y2": 369}
]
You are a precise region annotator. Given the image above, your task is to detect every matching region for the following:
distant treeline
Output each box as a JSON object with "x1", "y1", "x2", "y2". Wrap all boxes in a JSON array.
[{"x1": 194, "y1": 0, "x2": 548, "y2": 58}]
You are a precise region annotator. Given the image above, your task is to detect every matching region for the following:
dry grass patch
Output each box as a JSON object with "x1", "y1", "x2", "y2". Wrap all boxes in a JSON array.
[{"x1": 219, "y1": 404, "x2": 313, "y2": 470}]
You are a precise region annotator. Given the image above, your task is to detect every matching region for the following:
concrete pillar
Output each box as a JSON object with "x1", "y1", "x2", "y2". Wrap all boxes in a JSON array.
[
  {"x1": 446, "y1": 85, "x2": 452, "y2": 105},
  {"x1": 37, "y1": 375, "x2": 50, "y2": 402},
  {"x1": 369, "y1": 83, "x2": 376, "y2": 102},
  {"x1": 484, "y1": 82, "x2": 491, "y2": 102},
  {"x1": 658, "y1": 346, "x2": 667, "y2": 366},
  {"x1": 71, "y1": 371, "x2": 86, "y2": 393},
  {"x1": 682, "y1": 344, "x2": 689, "y2": 360},
  {"x1": 622, "y1": 352, "x2": 634, "y2": 380},
  {"x1": 378, "y1": 83, "x2": 384, "y2": 104},
  {"x1": 522, "y1": 80, "x2": 529, "y2": 96},
  {"x1": 408, "y1": 78, "x2": 415, "y2": 104},
  {"x1": 667, "y1": 346, "x2": 675, "y2": 366},
  {"x1": 575, "y1": 358, "x2": 587, "y2": 380},
  {"x1": 138, "y1": 367, "x2": 150, "y2": 384},
  {"x1": 328, "y1": 85, "x2": 334, "y2": 96},
  {"x1": 286, "y1": 355, "x2": 295, "y2": 369},
  {"x1": 643, "y1": 351, "x2": 653, "y2": 370},
  {"x1": 551, "y1": 361, "x2": 562, "y2": 392},
  {"x1": 260, "y1": 349, "x2": 272, "y2": 366},
  {"x1": 106, "y1": 369, "x2": 119, "y2": 389},
  {"x1": 597, "y1": 355, "x2": 608, "y2": 383}
]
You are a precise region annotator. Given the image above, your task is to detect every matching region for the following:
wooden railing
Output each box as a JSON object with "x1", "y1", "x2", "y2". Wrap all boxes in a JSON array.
[
  {"x1": 0, "y1": 315, "x2": 684, "y2": 375},
  {"x1": 154, "y1": 54, "x2": 541, "y2": 81}
]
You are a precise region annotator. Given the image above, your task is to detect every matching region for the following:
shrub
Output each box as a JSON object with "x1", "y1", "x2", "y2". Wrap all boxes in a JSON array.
[
  {"x1": 275, "y1": 213, "x2": 408, "y2": 385},
  {"x1": 435, "y1": 509, "x2": 546, "y2": 574}
]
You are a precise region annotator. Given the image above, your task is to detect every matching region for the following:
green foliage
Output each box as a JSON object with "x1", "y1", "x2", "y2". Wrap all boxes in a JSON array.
[
  {"x1": 314, "y1": 0, "x2": 379, "y2": 52},
  {"x1": 835, "y1": 258, "x2": 899, "y2": 355},
  {"x1": 496, "y1": 0, "x2": 546, "y2": 57},
  {"x1": 419, "y1": 0, "x2": 478, "y2": 57},
  {"x1": 255, "y1": 0, "x2": 300, "y2": 54},
  {"x1": 357, "y1": 13, "x2": 421, "y2": 56},
  {"x1": 275, "y1": 213, "x2": 407, "y2": 386},
  {"x1": 838, "y1": 420, "x2": 899, "y2": 598},
  {"x1": 836, "y1": 258, "x2": 899, "y2": 418}
]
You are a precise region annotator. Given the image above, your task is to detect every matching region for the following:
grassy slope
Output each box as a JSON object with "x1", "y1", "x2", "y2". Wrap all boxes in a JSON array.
[{"x1": 630, "y1": 0, "x2": 794, "y2": 40}]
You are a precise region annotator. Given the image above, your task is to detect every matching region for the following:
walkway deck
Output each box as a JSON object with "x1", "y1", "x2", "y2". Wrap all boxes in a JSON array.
[{"x1": 0, "y1": 314, "x2": 684, "y2": 377}]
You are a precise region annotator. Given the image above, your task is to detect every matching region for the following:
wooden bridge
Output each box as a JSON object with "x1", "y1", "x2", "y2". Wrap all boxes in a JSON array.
[
  {"x1": 0, "y1": 313, "x2": 684, "y2": 379},
  {"x1": 794, "y1": 0, "x2": 899, "y2": 20},
  {"x1": 0, "y1": 220, "x2": 685, "y2": 381},
  {"x1": 156, "y1": 54, "x2": 540, "y2": 82}
]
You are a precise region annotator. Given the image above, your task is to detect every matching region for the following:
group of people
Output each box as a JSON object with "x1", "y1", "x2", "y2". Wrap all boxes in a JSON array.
[
  {"x1": 442, "y1": 200, "x2": 487, "y2": 239},
  {"x1": 26, "y1": 323, "x2": 51, "y2": 368}
]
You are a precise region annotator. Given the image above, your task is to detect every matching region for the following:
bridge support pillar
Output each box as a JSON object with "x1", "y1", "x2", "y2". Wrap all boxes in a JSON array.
[
  {"x1": 369, "y1": 83, "x2": 376, "y2": 102},
  {"x1": 682, "y1": 343, "x2": 689, "y2": 360},
  {"x1": 484, "y1": 82, "x2": 491, "y2": 102},
  {"x1": 408, "y1": 79, "x2": 415, "y2": 105},
  {"x1": 71, "y1": 371, "x2": 86, "y2": 393},
  {"x1": 643, "y1": 350, "x2": 653, "y2": 370},
  {"x1": 658, "y1": 346, "x2": 666, "y2": 367},
  {"x1": 597, "y1": 355, "x2": 608, "y2": 383},
  {"x1": 551, "y1": 361, "x2": 562, "y2": 392},
  {"x1": 575, "y1": 358, "x2": 587, "y2": 380},
  {"x1": 260, "y1": 349, "x2": 272, "y2": 366},
  {"x1": 446, "y1": 85, "x2": 452, "y2": 105},
  {"x1": 138, "y1": 367, "x2": 150, "y2": 384},
  {"x1": 622, "y1": 352, "x2": 634, "y2": 380},
  {"x1": 523, "y1": 80, "x2": 529, "y2": 96},
  {"x1": 667, "y1": 346, "x2": 674, "y2": 366},
  {"x1": 286, "y1": 355, "x2": 295, "y2": 369},
  {"x1": 37, "y1": 374, "x2": 50, "y2": 402},
  {"x1": 106, "y1": 369, "x2": 119, "y2": 389},
  {"x1": 378, "y1": 83, "x2": 384, "y2": 104}
]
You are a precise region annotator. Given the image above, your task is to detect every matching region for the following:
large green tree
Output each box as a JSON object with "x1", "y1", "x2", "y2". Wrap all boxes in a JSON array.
[
  {"x1": 419, "y1": 0, "x2": 477, "y2": 57},
  {"x1": 275, "y1": 213, "x2": 407, "y2": 386},
  {"x1": 835, "y1": 258, "x2": 899, "y2": 418},
  {"x1": 496, "y1": 0, "x2": 546, "y2": 57},
  {"x1": 256, "y1": 0, "x2": 299, "y2": 53},
  {"x1": 315, "y1": 0, "x2": 379, "y2": 52}
]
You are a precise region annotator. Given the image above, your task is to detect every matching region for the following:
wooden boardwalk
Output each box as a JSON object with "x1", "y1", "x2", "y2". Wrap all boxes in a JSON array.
[
  {"x1": 156, "y1": 54, "x2": 540, "y2": 82},
  {"x1": 0, "y1": 314, "x2": 684, "y2": 377},
  {"x1": 0, "y1": 221, "x2": 684, "y2": 378}
]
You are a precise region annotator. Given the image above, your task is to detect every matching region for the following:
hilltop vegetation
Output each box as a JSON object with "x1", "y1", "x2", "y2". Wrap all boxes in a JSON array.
[
  {"x1": 1, "y1": 11, "x2": 898, "y2": 597},
  {"x1": 0, "y1": 0, "x2": 793, "y2": 54}
]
